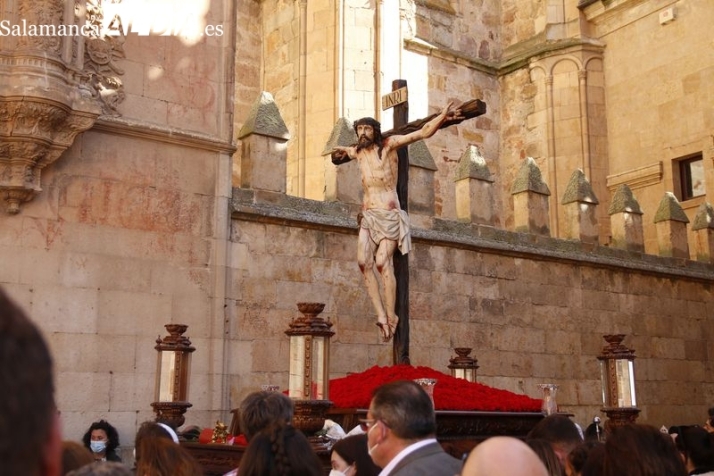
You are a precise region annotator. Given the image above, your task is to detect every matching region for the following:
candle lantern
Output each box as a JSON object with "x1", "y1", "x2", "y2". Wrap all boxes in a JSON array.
[
  {"x1": 285, "y1": 302, "x2": 334, "y2": 438},
  {"x1": 151, "y1": 324, "x2": 195, "y2": 429},
  {"x1": 448, "y1": 347, "x2": 479, "y2": 382},
  {"x1": 285, "y1": 302, "x2": 334, "y2": 400},
  {"x1": 597, "y1": 334, "x2": 640, "y2": 430}
]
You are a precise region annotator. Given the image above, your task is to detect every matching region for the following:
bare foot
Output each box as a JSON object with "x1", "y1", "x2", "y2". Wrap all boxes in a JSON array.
[{"x1": 376, "y1": 316, "x2": 398, "y2": 342}]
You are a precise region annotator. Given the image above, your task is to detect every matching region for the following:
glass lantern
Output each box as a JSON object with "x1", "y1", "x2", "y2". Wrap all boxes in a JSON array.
[
  {"x1": 448, "y1": 347, "x2": 479, "y2": 382},
  {"x1": 151, "y1": 324, "x2": 195, "y2": 429},
  {"x1": 285, "y1": 302, "x2": 334, "y2": 440},
  {"x1": 597, "y1": 334, "x2": 640, "y2": 430},
  {"x1": 285, "y1": 303, "x2": 334, "y2": 400}
]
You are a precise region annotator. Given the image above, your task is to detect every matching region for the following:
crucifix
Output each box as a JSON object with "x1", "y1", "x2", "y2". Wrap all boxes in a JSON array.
[{"x1": 331, "y1": 80, "x2": 486, "y2": 364}]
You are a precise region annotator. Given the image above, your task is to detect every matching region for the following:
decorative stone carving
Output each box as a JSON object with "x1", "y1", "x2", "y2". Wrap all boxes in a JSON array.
[
  {"x1": 82, "y1": 0, "x2": 127, "y2": 116},
  {"x1": 0, "y1": 0, "x2": 127, "y2": 213}
]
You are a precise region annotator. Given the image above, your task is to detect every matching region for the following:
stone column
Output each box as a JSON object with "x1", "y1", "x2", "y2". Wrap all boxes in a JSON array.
[
  {"x1": 608, "y1": 185, "x2": 644, "y2": 252},
  {"x1": 407, "y1": 140, "x2": 437, "y2": 229},
  {"x1": 692, "y1": 202, "x2": 714, "y2": 263},
  {"x1": 511, "y1": 157, "x2": 551, "y2": 235},
  {"x1": 653, "y1": 192, "x2": 690, "y2": 258},
  {"x1": 561, "y1": 169, "x2": 599, "y2": 244},
  {"x1": 454, "y1": 145, "x2": 494, "y2": 225},
  {"x1": 323, "y1": 118, "x2": 360, "y2": 205},
  {"x1": 237, "y1": 92, "x2": 290, "y2": 193}
]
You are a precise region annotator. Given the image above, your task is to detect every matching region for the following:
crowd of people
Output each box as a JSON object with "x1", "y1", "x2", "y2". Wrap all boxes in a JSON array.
[{"x1": 3, "y1": 286, "x2": 714, "y2": 476}]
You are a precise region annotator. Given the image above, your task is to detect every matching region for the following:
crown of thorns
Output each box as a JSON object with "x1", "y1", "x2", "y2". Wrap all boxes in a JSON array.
[{"x1": 353, "y1": 117, "x2": 381, "y2": 135}]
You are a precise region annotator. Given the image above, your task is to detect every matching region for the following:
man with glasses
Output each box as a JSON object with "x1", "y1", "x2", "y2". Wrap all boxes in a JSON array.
[{"x1": 362, "y1": 380, "x2": 461, "y2": 475}]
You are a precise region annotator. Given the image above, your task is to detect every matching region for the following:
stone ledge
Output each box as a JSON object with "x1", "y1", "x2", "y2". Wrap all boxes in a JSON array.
[
  {"x1": 231, "y1": 188, "x2": 714, "y2": 283},
  {"x1": 94, "y1": 117, "x2": 237, "y2": 154}
]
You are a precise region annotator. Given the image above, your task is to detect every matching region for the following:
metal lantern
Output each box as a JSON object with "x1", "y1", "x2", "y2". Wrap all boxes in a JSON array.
[
  {"x1": 285, "y1": 302, "x2": 334, "y2": 440},
  {"x1": 597, "y1": 334, "x2": 640, "y2": 430},
  {"x1": 448, "y1": 347, "x2": 479, "y2": 382},
  {"x1": 285, "y1": 302, "x2": 334, "y2": 400},
  {"x1": 151, "y1": 324, "x2": 195, "y2": 429}
]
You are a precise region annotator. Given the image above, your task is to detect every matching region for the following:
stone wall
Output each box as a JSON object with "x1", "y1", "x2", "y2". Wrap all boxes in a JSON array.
[
  {"x1": 228, "y1": 185, "x2": 714, "y2": 429},
  {"x1": 0, "y1": 0, "x2": 235, "y2": 459}
]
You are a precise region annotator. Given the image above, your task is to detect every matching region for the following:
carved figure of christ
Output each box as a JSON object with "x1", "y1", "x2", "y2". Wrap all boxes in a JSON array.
[{"x1": 331, "y1": 102, "x2": 464, "y2": 341}]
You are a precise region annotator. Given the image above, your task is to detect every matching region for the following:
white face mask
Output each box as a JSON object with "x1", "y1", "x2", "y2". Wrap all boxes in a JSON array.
[
  {"x1": 329, "y1": 464, "x2": 353, "y2": 476},
  {"x1": 367, "y1": 421, "x2": 380, "y2": 456},
  {"x1": 90, "y1": 440, "x2": 107, "y2": 453}
]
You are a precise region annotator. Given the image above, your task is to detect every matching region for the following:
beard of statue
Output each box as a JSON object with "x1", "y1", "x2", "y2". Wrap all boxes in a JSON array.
[{"x1": 356, "y1": 133, "x2": 376, "y2": 151}]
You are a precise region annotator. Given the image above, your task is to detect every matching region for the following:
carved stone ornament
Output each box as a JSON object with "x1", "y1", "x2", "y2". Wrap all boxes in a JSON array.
[{"x1": 0, "y1": 0, "x2": 127, "y2": 214}]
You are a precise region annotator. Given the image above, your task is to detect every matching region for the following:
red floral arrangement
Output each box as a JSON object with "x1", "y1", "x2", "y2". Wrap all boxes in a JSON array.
[{"x1": 329, "y1": 365, "x2": 541, "y2": 412}]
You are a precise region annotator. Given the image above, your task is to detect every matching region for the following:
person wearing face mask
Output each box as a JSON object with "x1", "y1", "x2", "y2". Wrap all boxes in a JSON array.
[
  {"x1": 82, "y1": 419, "x2": 122, "y2": 462},
  {"x1": 330, "y1": 434, "x2": 381, "y2": 476},
  {"x1": 363, "y1": 380, "x2": 461, "y2": 476}
]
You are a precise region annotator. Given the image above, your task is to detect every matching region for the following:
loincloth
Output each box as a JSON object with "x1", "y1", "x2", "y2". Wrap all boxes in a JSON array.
[{"x1": 359, "y1": 208, "x2": 412, "y2": 255}]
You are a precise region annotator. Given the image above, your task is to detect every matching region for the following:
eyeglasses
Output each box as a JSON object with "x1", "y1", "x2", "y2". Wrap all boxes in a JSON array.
[{"x1": 359, "y1": 419, "x2": 377, "y2": 431}]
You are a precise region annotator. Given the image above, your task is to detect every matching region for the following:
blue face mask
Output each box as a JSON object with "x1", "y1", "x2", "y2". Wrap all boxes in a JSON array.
[{"x1": 90, "y1": 440, "x2": 107, "y2": 453}]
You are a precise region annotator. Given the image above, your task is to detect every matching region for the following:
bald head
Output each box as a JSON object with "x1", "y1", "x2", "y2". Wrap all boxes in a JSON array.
[{"x1": 462, "y1": 437, "x2": 549, "y2": 476}]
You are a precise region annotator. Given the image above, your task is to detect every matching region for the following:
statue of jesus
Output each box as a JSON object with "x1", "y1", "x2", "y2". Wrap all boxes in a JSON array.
[{"x1": 331, "y1": 102, "x2": 464, "y2": 342}]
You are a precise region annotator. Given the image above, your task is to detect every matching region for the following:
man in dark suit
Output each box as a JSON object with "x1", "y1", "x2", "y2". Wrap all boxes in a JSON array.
[{"x1": 364, "y1": 380, "x2": 461, "y2": 476}]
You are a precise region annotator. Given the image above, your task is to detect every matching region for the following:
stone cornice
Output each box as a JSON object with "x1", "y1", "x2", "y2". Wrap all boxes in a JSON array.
[
  {"x1": 580, "y1": 0, "x2": 677, "y2": 31},
  {"x1": 404, "y1": 38, "x2": 499, "y2": 76},
  {"x1": 405, "y1": 36, "x2": 605, "y2": 77},
  {"x1": 93, "y1": 117, "x2": 237, "y2": 154},
  {"x1": 231, "y1": 189, "x2": 714, "y2": 283},
  {"x1": 606, "y1": 162, "x2": 663, "y2": 191}
]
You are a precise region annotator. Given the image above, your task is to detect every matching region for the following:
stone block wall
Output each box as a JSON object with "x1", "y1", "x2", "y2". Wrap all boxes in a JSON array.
[
  {"x1": 0, "y1": 0, "x2": 236, "y2": 458},
  {"x1": 228, "y1": 188, "x2": 714, "y2": 428}
]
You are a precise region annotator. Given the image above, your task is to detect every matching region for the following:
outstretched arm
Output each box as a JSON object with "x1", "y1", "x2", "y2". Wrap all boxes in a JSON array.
[
  {"x1": 387, "y1": 102, "x2": 464, "y2": 150},
  {"x1": 331, "y1": 146, "x2": 356, "y2": 165}
]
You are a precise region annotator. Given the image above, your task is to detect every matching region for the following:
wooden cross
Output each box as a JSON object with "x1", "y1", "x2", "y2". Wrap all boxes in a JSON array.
[{"x1": 382, "y1": 80, "x2": 486, "y2": 365}]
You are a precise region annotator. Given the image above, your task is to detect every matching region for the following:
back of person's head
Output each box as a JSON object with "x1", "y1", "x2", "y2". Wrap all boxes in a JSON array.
[
  {"x1": 62, "y1": 441, "x2": 94, "y2": 475},
  {"x1": 526, "y1": 438, "x2": 565, "y2": 476},
  {"x1": 583, "y1": 418, "x2": 604, "y2": 442},
  {"x1": 566, "y1": 440, "x2": 603, "y2": 476},
  {"x1": 134, "y1": 436, "x2": 203, "y2": 476},
  {"x1": 238, "y1": 390, "x2": 294, "y2": 441},
  {"x1": 134, "y1": 421, "x2": 180, "y2": 462},
  {"x1": 331, "y1": 433, "x2": 381, "y2": 476},
  {"x1": 237, "y1": 424, "x2": 323, "y2": 476},
  {"x1": 66, "y1": 461, "x2": 132, "y2": 476},
  {"x1": 579, "y1": 442, "x2": 605, "y2": 476},
  {"x1": 0, "y1": 287, "x2": 60, "y2": 476},
  {"x1": 527, "y1": 415, "x2": 583, "y2": 462},
  {"x1": 603, "y1": 424, "x2": 687, "y2": 476},
  {"x1": 369, "y1": 380, "x2": 435, "y2": 440},
  {"x1": 462, "y1": 436, "x2": 548, "y2": 476},
  {"x1": 82, "y1": 419, "x2": 120, "y2": 454},
  {"x1": 676, "y1": 425, "x2": 714, "y2": 470}
]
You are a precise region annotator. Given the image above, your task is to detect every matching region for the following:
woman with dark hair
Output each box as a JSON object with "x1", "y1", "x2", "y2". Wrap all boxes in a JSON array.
[
  {"x1": 675, "y1": 425, "x2": 714, "y2": 475},
  {"x1": 602, "y1": 424, "x2": 687, "y2": 476},
  {"x1": 237, "y1": 424, "x2": 323, "y2": 476},
  {"x1": 330, "y1": 434, "x2": 381, "y2": 476},
  {"x1": 565, "y1": 440, "x2": 603, "y2": 476},
  {"x1": 82, "y1": 420, "x2": 121, "y2": 462},
  {"x1": 527, "y1": 438, "x2": 566, "y2": 476},
  {"x1": 134, "y1": 436, "x2": 203, "y2": 476}
]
